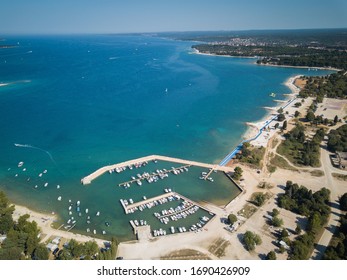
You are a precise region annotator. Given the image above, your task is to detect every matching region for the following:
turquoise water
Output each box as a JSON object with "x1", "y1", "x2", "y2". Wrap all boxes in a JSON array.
[{"x1": 0, "y1": 35, "x2": 334, "y2": 240}]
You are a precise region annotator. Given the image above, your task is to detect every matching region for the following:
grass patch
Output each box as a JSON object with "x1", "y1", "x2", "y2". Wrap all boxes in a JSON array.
[
  {"x1": 332, "y1": 173, "x2": 347, "y2": 181},
  {"x1": 237, "y1": 204, "x2": 258, "y2": 219},
  {"x1": 270, "y1": 154, "x2": 299, "y2": 171},
  {"x1": 267, "y1": 164, "x2": 277, "y2": 173},
  {"x1": 208, "y1": 238, "x2": 230, "y2": 258},
  {"x1": 310, "y1": 170, "x2": 325, "y2": 177}
]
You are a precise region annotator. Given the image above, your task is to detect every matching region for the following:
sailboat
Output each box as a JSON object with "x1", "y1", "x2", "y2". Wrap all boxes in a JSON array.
[{"x1": 269, "y1": 92, "x2": 276, "y2": 97}]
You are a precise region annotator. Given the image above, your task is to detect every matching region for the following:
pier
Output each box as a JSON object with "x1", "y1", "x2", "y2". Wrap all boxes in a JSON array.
[{"x1": 81, "y1": 155, "x2": 234, "y2": 185}]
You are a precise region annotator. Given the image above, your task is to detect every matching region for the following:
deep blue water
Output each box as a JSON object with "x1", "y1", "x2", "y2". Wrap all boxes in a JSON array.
[{"x1": 0, "y1": 35, "x2": 334, "y2": 240}]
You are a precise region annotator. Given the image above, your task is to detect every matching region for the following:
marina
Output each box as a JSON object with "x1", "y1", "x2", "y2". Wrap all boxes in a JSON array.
[
  {"x1": 123, "y1": 190, "x2": 216, "y2": 240},
  {"x1": 81, "y1": 155, "x2": 234, "y2": 185}
]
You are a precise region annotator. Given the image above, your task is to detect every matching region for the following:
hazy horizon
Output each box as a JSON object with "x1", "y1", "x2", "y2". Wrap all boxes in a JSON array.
[{"x1": 1, "y1": 0, "x2": 346, "y2": 35}]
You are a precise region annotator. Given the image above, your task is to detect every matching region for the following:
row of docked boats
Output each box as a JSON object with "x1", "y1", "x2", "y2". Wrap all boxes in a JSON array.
[
  {"x1": 108, "y1": 161, "x2": 149, "y2": 174},
  {"x1": 198, "y1": 171, "x2": 214, "y2": 182},
  {"x1": 130, "y1": 219, "x2": 148, "y2": 227},
  {"x1": 120, "y1": 165, "x2": 189, "y2": 189},
  {"x1": 122, "y1": 193, "x2": 181, "y2": 214}
]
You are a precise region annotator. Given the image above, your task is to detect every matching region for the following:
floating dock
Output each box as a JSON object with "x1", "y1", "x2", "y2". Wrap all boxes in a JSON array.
[{"x1": 81, "y1": 155, "x2": 233, "y2": 185}]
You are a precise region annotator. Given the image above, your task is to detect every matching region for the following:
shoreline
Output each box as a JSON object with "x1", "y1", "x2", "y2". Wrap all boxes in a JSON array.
[
  {"x1": 241, "y1": 74, "x2": 302, "y2": 142},
  {"x1": 192, "y1": 48, "x2": 341, "y2": 72},
  {"x1": 11, "y1": 202, "x2": 108, "y2": 247}
]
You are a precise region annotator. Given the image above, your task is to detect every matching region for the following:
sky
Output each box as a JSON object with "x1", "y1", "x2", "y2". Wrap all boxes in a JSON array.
[{"x1": 0, "y1": 0, "x2": 346, "y2": 34}]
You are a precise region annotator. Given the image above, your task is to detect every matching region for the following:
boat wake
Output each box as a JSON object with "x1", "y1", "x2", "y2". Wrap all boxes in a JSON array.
[{"x1": 14, "y1": 143, "x2": 57, "y2": 165}]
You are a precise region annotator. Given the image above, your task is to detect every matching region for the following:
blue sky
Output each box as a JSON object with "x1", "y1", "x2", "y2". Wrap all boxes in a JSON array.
[{"x1": 1, "y1": 0, "x2": 346, "y2": 34}]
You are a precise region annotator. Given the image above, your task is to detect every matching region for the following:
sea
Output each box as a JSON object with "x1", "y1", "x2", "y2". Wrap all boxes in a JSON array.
[{"x1": 0, "y1": 34, "x2": 334, "y2": 240}]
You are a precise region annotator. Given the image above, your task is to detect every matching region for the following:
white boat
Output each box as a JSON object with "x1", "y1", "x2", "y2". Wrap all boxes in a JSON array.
[
  {"x1": 68, "y1": 206, "x2": 72, "y2": 210},
  {"x1": 93, "y1": 229, "x2": 96, "y2": 234},
  {"x1": 143, "y1": 196, "x2": 147, "y2": 200},
  {"x1": 86, "y1": 228, "x2": 90, "y2": 233},
  {"x1": 38, "y1": 173, "x2": 43, "y2": 177},
  {"x1": 57, "y1": 196, "x2": 62, "y2": 201},
  {"x1": 43, "y1": 169, "x2": 47, "y2": 174},
  {"x1": 57, "y1": 185, "x2": 60, "y2": 189},
  {"x1": 18, "y1": 161, "x2": 24, "y2": 167},
  {"x1": 102, "y1": 231, "x2": 106, "y2": 235},
  {"x1": 34, "y1": 185, "x2": 38, "y2": 189},
  {"x1": 171, "y1": 226, "x2": 175, "y2": 234},
  {"x1": 136, "y1": 180, "x2": 142, "y2": 186},
  {"x1": 23, "y1": 168, "x2": 26, "y2": 172},
  {"x1": 77, "y1": 201, "x2": 80, "y2": 206},
  {"x1": 44, "y1": 182, "x2": 48, "y2": 187},
  {"x1": 85, "y1": 208, "x2": 89, "y2": 214},
  {"x1": 96, "y1": 211, "x2": 100, "y2": 216}
]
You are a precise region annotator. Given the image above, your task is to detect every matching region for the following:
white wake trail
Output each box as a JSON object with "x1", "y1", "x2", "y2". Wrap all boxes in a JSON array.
[{"x1": 14, "y1": 143, "x2": 57, "y2": 165}]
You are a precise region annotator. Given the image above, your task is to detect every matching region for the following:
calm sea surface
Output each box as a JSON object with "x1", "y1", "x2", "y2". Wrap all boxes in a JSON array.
[{"x1": 0, "y1": 35, "x2": 334, "y2": 240}]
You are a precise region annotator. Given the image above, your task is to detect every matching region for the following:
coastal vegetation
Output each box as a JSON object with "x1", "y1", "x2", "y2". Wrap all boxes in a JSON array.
[
  {"x1": 235, "y1": 142, "x2": 265, "y2": 168},
  {"x1": 56, "y1": 238, "x2": 118, "y2": 260},
  {"x1": 299, "y1": 72, "x2": 347, "y2": 100},
  {"x1": 277, "y1": 181, "x2": 331, "y2": 259},
  {"x1": 0, "y1": 192, "x2": 48, "y2": 260},
  {"x1": 232, "y1": 166, "x2": 243, "y2": 180}
]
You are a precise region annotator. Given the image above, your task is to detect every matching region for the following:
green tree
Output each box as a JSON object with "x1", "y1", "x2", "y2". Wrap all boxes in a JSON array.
[
  {"x1": 334, "y1": 115, "x2": 339, "y2": 124},
  {"x1": 266, "y1": 250, "x2": 277, "y2": 260},
  {"x1": 253, "y1": 193, "x2": 266, "y2": 207},
  {"x1": 282, "y1": 120, "x2": 288, "y2": 130},
  {"x1": 232, "y1": 166, "x2": 243, "y2": 180},
  {"x1": 294, "y1": 111, "x2": 300, "y2": 118},
  {"x1": 272, "y1": 208, "x2": 280, "y2": 217},
  {"x1": 32, "y1": 243, "x2": 49, "y2": 260},
  {"x1": 295, "y1": 225, "x2": 302, "y2": 235},
  {"x1": 340, "y1": 193, "x2": 347, "y2": 211},
  {"x1": 274, "y1": 123, "x2": 280, "y2": 129},
  {"x1": 277, "y1": 113, "x2": 285, "y2": 122},
  {"x1": 281, "y1": 228, "x2": 289, "y2": 239},
  {"x1": 306, "y1": 111, "x2": 315, "y2": 122},
  {"x1": 0, "y1": 191, "x2": 15, "y2": 234},
  {"x1": 272, "y1": 216, "x2": 284, "y2": 227},
  {"x1": 243, "y1": 231, "x2": 262, "y2": 251},
  {"x1": 228, "y1": 214, "x2": 237, "y2": 226},
  {"x1": 277, "y1": 108, "x2": 284, "y2": 114}
]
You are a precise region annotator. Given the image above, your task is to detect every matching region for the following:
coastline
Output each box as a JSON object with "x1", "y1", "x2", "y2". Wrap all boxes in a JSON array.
[
  {"x1": 256, "y1": 62, "x2": 342, "y2": 72},
  {"x1": 241, "y1": 74, "x2": 302, "y2": 143},
  {"x1": 11, "y1": 203, "x2": 108, "y2": 247},
  {"x1": 191, "y1": 47, "x2": 257, "y2": 59}
]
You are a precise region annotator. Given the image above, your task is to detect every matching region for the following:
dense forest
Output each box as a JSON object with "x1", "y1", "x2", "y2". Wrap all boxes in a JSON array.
[
  {"x1": 278, "y1": 181, "x2": 330, "y2": 259},
  {"x1": 299, "y1": 72, "x2": 347, "y2": 99}
]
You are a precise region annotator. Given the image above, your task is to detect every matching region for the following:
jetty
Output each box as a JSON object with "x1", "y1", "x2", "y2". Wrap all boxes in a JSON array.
[{"x1": 81, "y1": 155, "x2": 233, "y2": 185}]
